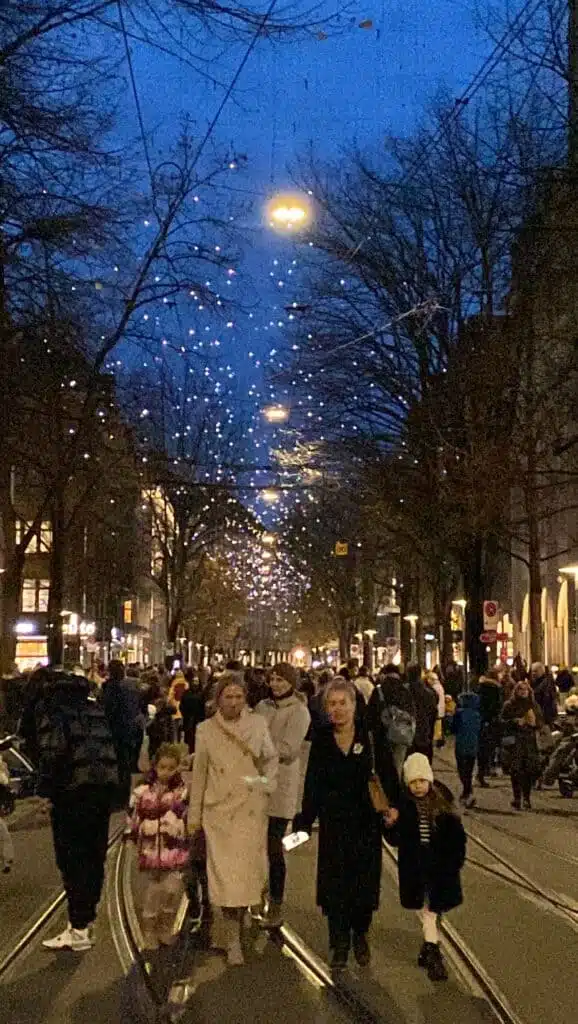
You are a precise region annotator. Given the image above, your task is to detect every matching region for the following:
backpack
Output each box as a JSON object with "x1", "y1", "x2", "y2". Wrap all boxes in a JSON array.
[{"x1": 377, "y1": 687, "x2": 416, "y2": 747}]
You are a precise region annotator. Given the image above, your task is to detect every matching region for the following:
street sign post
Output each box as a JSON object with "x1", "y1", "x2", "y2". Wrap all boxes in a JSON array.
[
  {"x1": 483, "y1": 601, "x2": 499, "y2": 631},
  {"x1": 480, "y1": 630, "x2": 497, "y2": 644}
]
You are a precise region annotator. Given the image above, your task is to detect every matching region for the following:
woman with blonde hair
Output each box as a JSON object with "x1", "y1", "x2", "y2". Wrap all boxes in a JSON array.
[
  {"x1": 188, "y1": 672, "x2": 278, "y2": 965},
  {"x1": 295, "y1": 677, "x2": 399, "y2": 970}
]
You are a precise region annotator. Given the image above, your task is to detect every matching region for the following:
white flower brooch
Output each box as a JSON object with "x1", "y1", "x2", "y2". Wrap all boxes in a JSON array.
[{"x1": 353, "y1": 743, "x2": 364, "y2": 755}]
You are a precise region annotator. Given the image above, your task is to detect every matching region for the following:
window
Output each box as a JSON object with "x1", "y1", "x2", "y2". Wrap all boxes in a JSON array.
[
  {"x1": 21, "y1": 579, "x2": 50, "y2": 613},
  {"x1": 15, "y1": 521, "x2": 52, "y2": 553}
]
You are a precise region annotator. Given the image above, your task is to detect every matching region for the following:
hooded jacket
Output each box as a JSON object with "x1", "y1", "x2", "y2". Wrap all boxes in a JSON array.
[
  {"x1": 255, "y1": 692, "x2": 311, "y2": 818},
  {"x1": 35, "y1": 674, "x2": 118, "y2": 799},
  {"x1": 128, "y1": 769, "x2": 189, "y2": 872},
  {"x1": 476, "y1": 675, "x2": 503, "y2": 723},
  {"x1": 452, "y1": 692, "x2": 482, "y2": 758}
]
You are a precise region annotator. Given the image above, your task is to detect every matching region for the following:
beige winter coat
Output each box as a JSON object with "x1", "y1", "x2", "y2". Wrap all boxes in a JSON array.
[
  {"x1": 255, "y1": 694, "x2": 311, "y2": 819},
  {"x1": 188, "y1": 709, "x2": 278, "y2": 907}
]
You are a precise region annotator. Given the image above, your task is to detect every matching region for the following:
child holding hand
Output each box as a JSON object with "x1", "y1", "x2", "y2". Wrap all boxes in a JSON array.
[
  {"x1": 127, "y1": 742, "x2": 189, "y2": 950},
  {"x1": 384, "y1": 753, "x2": 466, "y2": 982}
]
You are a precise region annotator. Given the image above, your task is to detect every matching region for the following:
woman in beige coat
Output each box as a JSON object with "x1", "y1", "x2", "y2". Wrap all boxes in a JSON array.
[
  {"x1": 255, "y1": 663, "x2": 311, "y2": 927},
  {"x1": 188, "y1": 672, "x2": 278, "y2": 965}
]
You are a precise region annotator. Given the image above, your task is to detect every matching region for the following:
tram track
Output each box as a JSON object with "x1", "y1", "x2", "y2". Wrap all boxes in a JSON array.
[
  {"x1": 381, "y1": 840, "x2": 526, "y2": 1024},
  {"x1": 111, "y1": 837, "x2": 392, "y2": 1024},
  {"x1": 0, "y1": 822, "x2": 125, "y2": 982}
]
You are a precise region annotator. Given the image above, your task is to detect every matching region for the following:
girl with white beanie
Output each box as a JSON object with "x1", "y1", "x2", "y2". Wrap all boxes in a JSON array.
[{"x1": 383, "y1": 752, "x2": 466, "y2": 982}]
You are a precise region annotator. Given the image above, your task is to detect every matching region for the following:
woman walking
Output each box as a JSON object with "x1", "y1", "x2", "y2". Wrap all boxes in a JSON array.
[
  {"x1": 501, "y1": 680, "x2": 542, "y2": 810},
  {"x1": 295, "y1": 677, "x2": 399, "y2": 971},
  {"x1": 188, "y1": 673, "x2": 278, "y2": 965},
  {"x1": 255, "y1": 663, "x2": 311, "y2": 927}
]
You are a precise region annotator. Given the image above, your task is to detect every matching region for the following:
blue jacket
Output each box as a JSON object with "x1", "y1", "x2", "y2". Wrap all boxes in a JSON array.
[{"x1": 452, "y1": 692, "x2": 481, "y2": 758}]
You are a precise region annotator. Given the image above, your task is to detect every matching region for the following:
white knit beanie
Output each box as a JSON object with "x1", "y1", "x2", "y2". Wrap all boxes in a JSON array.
[{"x1": 403, "y1": 753, "x2": 434, "y2": 786}]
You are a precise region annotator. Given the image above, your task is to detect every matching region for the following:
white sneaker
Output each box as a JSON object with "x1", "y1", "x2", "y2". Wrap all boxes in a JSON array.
[{"x1": 42, "y1": 925, "x2": 93, "y2": 951}]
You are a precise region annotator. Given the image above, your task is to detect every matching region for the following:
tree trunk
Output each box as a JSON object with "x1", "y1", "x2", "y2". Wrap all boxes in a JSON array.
[
  {"x1": 47, "y1": 492, "x2": 66, "y2": 665},
  {"x1": 527, "y1": 505, "x2": 543, "y2": 663},
  {"x1": 0, "y1": 555, "x2": 24, "y2": 675},
  {"x1": 462, "y1": 535, "x2": 488, "y2": 678}
]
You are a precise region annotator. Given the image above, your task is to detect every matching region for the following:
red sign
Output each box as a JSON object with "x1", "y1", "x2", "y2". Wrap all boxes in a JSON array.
[
  {"x1": 480, "y1": 631, "x2": 497, "y2": 644},
  {"x1": 497, "y1": 633, "x2": 509, "y2": 642}
]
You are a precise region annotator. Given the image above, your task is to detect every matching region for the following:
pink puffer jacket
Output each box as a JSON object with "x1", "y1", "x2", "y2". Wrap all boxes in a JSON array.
[{"x1": 128, "y1": 772, "x2": 189, "y2": 871}]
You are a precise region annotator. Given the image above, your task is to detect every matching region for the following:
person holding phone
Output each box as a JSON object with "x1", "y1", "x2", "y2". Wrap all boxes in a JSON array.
[
  {"x1": 188, "y1": 673, "x2": 278, "y2": 966},
  {"x1": 255, "y1": 663, "x2": 311, "y2": 928},
  {"x1": 294, "y1": 678, "x2": 399, "y2": 971}
]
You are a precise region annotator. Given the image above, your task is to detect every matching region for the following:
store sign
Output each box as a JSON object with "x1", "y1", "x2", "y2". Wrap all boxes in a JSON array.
[{"x1": 334, "y1": 541, "x2": 348, "y2": 557}]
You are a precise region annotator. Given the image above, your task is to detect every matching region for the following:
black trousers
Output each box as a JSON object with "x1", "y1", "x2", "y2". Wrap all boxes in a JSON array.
[
  {"x1": 327, "y1": 906, "x2": 373, "y2": 952},
  {"x1": 268, "y1": 816, "x2": 289, "y2": 903},
  {"x1": 511, "y1": 771, "x2": 533, "y2": 804},
  {"x1": 50, "y1": 787, "x2": 112, "y2": 930},
  {"x1": 456, "y1": 754, "x2": 476, "y2": 799},
  {"x1": 478, "y1": 721, "x2": 498, "y2": 781}
]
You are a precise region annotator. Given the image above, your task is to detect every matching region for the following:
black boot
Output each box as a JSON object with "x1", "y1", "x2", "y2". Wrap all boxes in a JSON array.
[
  {"x1": 424, "y1": 943, "x2": 448, "y2": 982},
  {"x1": 331, "y1": 946, "x2": 349, "y2": 972},
  {"x1": 352, "y1": 932, "x2": 371, "y2": 967},
  {"x1": 417, "y1": 941, "x2": 429, "y2": 967}
]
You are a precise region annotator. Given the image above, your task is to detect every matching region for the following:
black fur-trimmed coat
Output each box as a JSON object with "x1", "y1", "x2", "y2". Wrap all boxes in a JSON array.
[{"x1": 384, "y1": 782, "x2": 466, "y2": 914}]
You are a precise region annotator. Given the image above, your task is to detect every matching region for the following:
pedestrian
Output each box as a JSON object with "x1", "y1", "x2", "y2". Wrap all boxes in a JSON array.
[
  {"x1": 102, "y1": 660, "x2": 145, "y2": 801},
  {"x1": 383, "y1": 753, "x2": 466, "y2": 982},
  {"x1": 180, "y1": 670, "x2": 206, "y2": 753},
  {"x1": 188, "y1": 672, "x2": 278, "y2": 965},
  {"x1": 556, "y1": 666, "x2": 575, "y2": 695},
  {"x1": 36, "y1": 670, "x2": 118, "y2": 951},
  {"x1": 0, "y1": 779, "x2": 15, "y2": 873},
  {"x1": 407, "y1": 665, "x2": 438, "y2": 763},
  {"x1": 294, "y1": 677, "x2": 399, "y2": 971},
  {"x1": 147, "y1": 696, "x2": 177, "y2": 761},
  {"x1": 255, "y1": 663, "x2": 311, "y2": 927},
  {"x1": 368, "y1": 664, "x2": 417, "y2": 778},
  {"x1": 452, "y1": 692, "x2": 481, "y2": 808},
  {"x1": 475, "y1": 669, "x2": 503, "y2": 787},
  {"x1": 354, "y1": 665, "x2": 375, "y2": 705},
  {"x1": 127, "y1": 742, "x2": 189, "y2": 950},
  {"x1": 530, "y1": 663, "x2": 558, "y2": 726},
  {"x1": 425, "y1": 672, "x2": 446, "y2": 749},
  {"x1": 501, "y1": 680, "x2": 542, "y2": 811}
]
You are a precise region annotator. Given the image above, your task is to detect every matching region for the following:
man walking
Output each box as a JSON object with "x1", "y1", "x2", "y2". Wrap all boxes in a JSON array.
[{"x1": 34, "y1": 670, "x2": 118, "y2": 951}]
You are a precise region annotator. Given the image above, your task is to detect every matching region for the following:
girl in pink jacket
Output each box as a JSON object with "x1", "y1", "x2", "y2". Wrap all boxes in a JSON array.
[{"x1": 127, "y1": 742, "x2": 189, "y2": 949}]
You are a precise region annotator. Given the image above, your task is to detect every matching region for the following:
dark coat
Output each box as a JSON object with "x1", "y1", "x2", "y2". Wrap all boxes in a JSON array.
[
  {"x1": 532, "y1": 675, "x2": 558, "y2": 726},
  {"x1": 180, "y1": 687, "x2": 206, "y2": 752},
  {"x1": 409, "y1": 681, "x2": 438, "y2": 753},
  {"x1": 453, "y1": 692, "x2": 482, "y2": 758},
  {"x1": 147, "y1": 704, "x2": 176, "y2": 760},
  {"x1": 35, "y1": 675, "x2": 118, "y2": 800},
  {"x1": 501, "y1": 695, "x2": 542, "y2": 777},
  {"x1": 385, "y1": 783, "x2": 466, "y2": 914},
  {"x1": 296, "y1": 723, "x2": 395, "y2": 916},
  {"x1": 476, "y1": 677, "x2": 503, "y2": 723}
]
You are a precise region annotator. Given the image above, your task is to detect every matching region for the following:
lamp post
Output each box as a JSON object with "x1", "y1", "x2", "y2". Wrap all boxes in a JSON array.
[
  {"x1": 403, "y1": 614, "x2": 418, "y2": 662},
  {"x1": 364, "y1": 628, "x2": 377, "y2": 673},
  {"x1": 262, "y1": 405, "x2": 289, "y2": 424},
  {"x1": 265, "y1": 193, "x2": 312, "y2": 232}
]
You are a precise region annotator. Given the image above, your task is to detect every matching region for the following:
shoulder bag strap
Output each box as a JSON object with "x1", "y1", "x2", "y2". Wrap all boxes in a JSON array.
[{"x1": 214, "y1": 715, "x2": 260, "y2": 773}]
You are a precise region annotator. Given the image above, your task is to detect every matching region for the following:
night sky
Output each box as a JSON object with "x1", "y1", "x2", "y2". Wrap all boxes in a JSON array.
[{"x1": 117, "y1": 0, "x2": 496, "y2": 512}]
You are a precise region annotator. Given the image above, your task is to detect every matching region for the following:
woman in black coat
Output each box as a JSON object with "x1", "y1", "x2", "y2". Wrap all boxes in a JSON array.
[
  {"x1": 295, "y1": 677, "x2": 399, "y2": 971},
  {"x1": 501, "y1": 679, "x2": 542, "y2": 810}
]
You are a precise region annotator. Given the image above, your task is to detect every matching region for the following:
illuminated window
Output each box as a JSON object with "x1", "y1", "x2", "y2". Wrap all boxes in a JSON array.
[
  {"x1": 123, "y1": 600, "x2": 133, "y2": 624},
  {"x1": 21, "y1": 579, "x2": 50, "y2": 612},
  {"x1": 16, "y1": 521, "x2": 52, "y2": 553}
]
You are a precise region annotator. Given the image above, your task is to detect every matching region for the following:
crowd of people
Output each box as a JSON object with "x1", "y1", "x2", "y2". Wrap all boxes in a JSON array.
[{"x1": 3, "y1": 653, "x2": 570, "y2": 982}]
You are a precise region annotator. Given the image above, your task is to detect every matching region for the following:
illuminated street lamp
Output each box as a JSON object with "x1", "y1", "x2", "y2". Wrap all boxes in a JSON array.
[
  {"x1": 262, "y1": 533, "x2": 276, "y2": 546},
  {"x1": 262, "y1": 404, "x2": 289, "y2": 424},
  {"x1": 265, "y1": 192, "x2": 312, "y2": 232},
  {"x1": 261, "y1": 488, "x2": 280, "y2": 505},
  {"x1": 404, "y1": 614, "x2": 419, "y2": 658}
]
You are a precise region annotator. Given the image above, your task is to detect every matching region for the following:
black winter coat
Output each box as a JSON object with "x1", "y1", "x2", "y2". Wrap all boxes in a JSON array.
[
  {"x1": 35, "y1": 676, "x2": 118, "y2": 799},
  {"x1": 409, "y1": 682, "x2": 438, "y2": 752},
  {"x1": 385, "y1": 783, "x2": 466, "y2": 914},
  {"x1": 296, "y1": 724, "x2": 396, "y2": 916}
]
